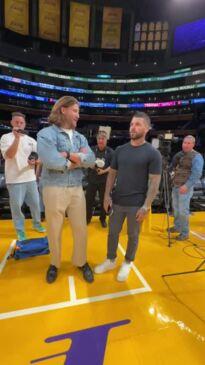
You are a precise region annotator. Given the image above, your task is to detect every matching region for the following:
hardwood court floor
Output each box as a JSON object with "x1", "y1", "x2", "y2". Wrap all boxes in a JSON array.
[{"x1": 0, "y1": 213, "x2": 205, "y2": 364}]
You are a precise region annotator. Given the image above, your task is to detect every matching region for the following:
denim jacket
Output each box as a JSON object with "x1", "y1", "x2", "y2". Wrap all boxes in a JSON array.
[
  {"x1": 186, "y1": 153, "x2": 204, "y2": 189},
  {"x1": 37, "y1": 125, "x2": 95, "y2": 187}
]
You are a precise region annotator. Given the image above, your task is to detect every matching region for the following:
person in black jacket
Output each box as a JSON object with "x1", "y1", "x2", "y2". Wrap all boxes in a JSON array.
[{"x1": 86, "y1": 131, "x2": 114, "y2": 227}]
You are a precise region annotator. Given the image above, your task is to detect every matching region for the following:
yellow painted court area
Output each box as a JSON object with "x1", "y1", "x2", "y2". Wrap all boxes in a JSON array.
[{"x1": 0, "y1": 213, "x2": 205, "y2": 364}]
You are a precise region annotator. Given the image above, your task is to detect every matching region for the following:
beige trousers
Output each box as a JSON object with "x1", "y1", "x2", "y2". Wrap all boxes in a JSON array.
[{"x1": 43, "y1": 186, "x2": 87, "y2": 268}]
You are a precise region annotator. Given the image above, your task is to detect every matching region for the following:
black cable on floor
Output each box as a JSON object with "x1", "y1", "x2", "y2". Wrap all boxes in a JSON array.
[
  {"x1": 160, "y1": 233, "x2": 205, "y2": 324},
  {"x1": 149, "y1": 221, "x2": 205, "y2": 323},
  {"x1": 182, "y1": 243, "x2": 205, "y2": 260},
  {"x1": 161, "y1": 274, "x2": 205, "y2": 325}
]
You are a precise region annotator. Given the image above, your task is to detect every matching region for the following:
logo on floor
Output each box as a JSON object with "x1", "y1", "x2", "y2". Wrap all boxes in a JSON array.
[{"x1": 31, "y1": 319, "x2": 130, "y2": 364}]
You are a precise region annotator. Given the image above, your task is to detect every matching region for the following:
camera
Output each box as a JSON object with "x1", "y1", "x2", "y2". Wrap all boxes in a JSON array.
[
  {"x1": 159, "y1": 135, "x2": 172, "y2": 158},
  {"x1": 152, "y1": 132, "x2": 179, "y2": 159}
]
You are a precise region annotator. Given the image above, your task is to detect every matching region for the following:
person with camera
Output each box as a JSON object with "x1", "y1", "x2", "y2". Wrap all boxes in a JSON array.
[
  {"x1": 0, "y1": 112, "x2": 45, "y2": 241},
  {"x1": 94, "y1": 112, "x2": 162, "y2": 281},
  {"x1": 168, "y1": 135, "x2": 204, "y2": 241},
  {"x1": 37, "y1": 96, "x2": 96, "y2": 284},
  {"x1": 86, "y1": 131, "x2": 114, "y2": 228}
]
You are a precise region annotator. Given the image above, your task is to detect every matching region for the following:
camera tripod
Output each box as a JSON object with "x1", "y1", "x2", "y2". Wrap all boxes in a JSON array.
[
  {"x1": 162, "y1": 258, "x2": 205, "y2": 279},
  {"x1": 161, "y1": 160, "x2": 205, "y2": 276}
]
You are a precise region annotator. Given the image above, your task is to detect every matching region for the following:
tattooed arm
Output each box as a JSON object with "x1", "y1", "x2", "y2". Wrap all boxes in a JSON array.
[
  {"x1": 103, "y1": 168, "x2": 117, "y2": 213},
  {"x1": 136, "y1": 173, "x2": 161, "y2": 223}
]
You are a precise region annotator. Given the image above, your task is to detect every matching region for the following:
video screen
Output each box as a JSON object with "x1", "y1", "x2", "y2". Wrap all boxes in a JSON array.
[{"x1": 173, "y1": 18, "x2": 205, "y2": 55}]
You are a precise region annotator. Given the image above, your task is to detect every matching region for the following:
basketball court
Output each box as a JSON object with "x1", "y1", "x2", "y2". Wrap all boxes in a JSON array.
[{"x1": 0, "y1": 213, "x2": 205, "y2": 364}]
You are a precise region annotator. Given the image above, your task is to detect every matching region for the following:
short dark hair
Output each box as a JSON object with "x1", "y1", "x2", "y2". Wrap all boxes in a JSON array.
[
  {"x1": 11, "y1": 112, "x2": 26, "y2": 120},
  {"x1": 132, "y1": 111, "x2": 151, "y2": 128}
]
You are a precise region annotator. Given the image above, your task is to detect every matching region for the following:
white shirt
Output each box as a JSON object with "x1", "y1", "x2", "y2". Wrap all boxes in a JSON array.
[
  {"x1": 62, "y1": 128, "x2": 73, "y2": 147},
  {"x1": 0, "y1": 132, "x2": 37, "y2": 184}
]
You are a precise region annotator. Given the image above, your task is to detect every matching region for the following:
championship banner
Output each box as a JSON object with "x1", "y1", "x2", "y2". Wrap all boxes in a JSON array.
[
  {"x1": 101, "y1": 7, "x2": 122, "y2": 49},
  {"x1": 39, "y1": 0, "x2": 60, "y2": 42},
  {"x1": 69, "y1": 2, "x2": 90, "y2": 47},
  {"x1": 4, "y1": 0, "x2": 29, "y2": 35}
]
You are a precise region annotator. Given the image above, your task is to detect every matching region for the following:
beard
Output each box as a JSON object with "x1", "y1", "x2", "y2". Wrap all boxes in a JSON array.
[{"x1": 129, "y1": 131, "x2": 144, "y2": 140}]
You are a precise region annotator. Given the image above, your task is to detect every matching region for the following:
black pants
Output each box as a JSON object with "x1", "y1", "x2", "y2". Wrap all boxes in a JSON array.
[{"x1": 86, "y1": 182, "x2": 106, "y2": 223}]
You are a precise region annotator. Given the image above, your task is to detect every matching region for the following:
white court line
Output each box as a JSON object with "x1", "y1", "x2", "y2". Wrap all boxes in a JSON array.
[
  {"x1": 118, "y1": 243, "x2": 151, "y2": 291},
  {"x1": 190, "y1": 230, "x2": 205, "y2": 241},
  {"x1": 0, "y1": 242, "x2": 151, "y2": 320},
  {"x1": 0, "y1": 284, "x2": 150, "y2": 321},
  {"x1": 68, "y1": 276, "x2": 77, "y2": 302},
  {"x1": 0, "y1": 240, "x2": 16, "y2": 274}
]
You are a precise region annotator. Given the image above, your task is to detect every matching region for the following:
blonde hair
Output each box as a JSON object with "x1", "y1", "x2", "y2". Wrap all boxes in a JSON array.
[{"x1": 48, "y1": 96, "x2": 79, "y2": 125}]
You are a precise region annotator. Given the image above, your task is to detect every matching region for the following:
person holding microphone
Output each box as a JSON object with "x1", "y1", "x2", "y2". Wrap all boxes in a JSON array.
[{"x1": 0, "y1": 112, "x2": 45, "y2": 241}]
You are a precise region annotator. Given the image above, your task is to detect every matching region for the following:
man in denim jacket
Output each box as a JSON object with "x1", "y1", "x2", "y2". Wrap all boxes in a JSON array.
[
  {"x1": 37, "y1": 96, "x2": 95, "y2": 283},
  {"x1": 169, "y1": 135, "x2": 204, "y2": 240}
]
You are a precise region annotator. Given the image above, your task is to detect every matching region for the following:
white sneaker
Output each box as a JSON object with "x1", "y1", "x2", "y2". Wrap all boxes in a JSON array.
[
  {"x1": 117, "y1": 262, "x2": 132, "y2": 282},
  {"x1": 94, "y1": 259, "x2": 116, "y2": 274}
]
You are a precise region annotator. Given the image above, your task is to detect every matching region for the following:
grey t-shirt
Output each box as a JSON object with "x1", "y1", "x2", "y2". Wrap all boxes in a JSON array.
[{"x1": 111, "y1": 142, "x2": 162, "y2": 206}]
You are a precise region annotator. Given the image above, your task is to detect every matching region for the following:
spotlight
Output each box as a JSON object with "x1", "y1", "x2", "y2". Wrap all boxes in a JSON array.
[{"x1": 114, "y1": 62, "x2": 118, "y2": 66}]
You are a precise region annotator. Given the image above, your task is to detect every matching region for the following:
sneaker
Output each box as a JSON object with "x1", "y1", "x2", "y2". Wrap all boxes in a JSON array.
[
  {"x1": 33, "y1": 223, "x2": 46, "y2": 233},
  {"x1": 94, "y1": 259, "x2": 116, "y2": 274},
  {"x1": 175, "y1": 234, "x2": 189, "y2": 241},
  {"x1": 17, "y1": 230, "x2": 27, "y2": 241},
  {"x1": 117, "y1": 261, "x2": 132, "y2": 282},
  {"x1": 79, "y1": 263, "x2": 94, "y2": 283},
  {"x1": 46, "y1": 265, "x2": 58, "y2": 283},
  {"x1": 167, "y1": 226, "x2": 179, "y2": 233}
]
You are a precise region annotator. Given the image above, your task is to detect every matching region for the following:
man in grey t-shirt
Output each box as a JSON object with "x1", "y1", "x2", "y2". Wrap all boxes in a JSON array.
[{"x1": 95, "y1": 112, "x2": 162, "y2": 281}]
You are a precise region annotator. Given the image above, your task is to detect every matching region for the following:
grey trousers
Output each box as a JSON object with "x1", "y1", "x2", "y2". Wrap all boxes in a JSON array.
[{"x1": 107, "y1": 204, "x2": 141, "y2": 262}]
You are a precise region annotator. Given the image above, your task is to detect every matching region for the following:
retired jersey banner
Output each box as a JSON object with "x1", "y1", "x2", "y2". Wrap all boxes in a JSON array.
[
  {"x1": 69, "y1": 2, "x2": 90, "y2": 47},
  {"x1": 39, "y1": 0, "x2": 60, "y2": 42},
  {"x1": 102, "y1": 7, "x2": 122, "y2": 49},
  {"x1": 4, "y1": 0, "x2": 29, "y2": 35}
]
